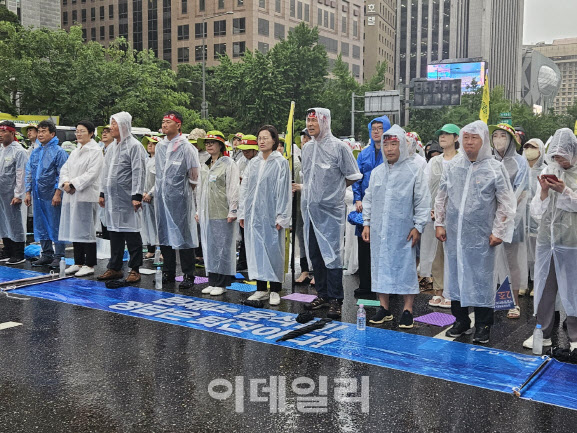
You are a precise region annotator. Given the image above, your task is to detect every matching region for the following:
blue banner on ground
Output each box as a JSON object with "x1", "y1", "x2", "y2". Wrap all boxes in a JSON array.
[{"x1": 1, "y1": 266, "x2": 576, "y2": 411}]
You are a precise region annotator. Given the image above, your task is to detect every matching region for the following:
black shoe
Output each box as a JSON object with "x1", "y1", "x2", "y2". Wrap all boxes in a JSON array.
[
  {"x1": 0, "y1": 250, "x2": 10, "y2": 262},
  {"x1": 48, "y1": 258, "x2": 61, "y2": 269},
  {"x1": 162, "y1": 273, "x2": 175, "y2": 284},
  {"x1": 398, "y1": 310, "x2": 414, "y2": 329},
  {"x1": 327, "y1": 299, "x2": 342, "y2": 319},
  {"x1": 6, "y1": 257, "x2": 26, "y2": 265},
  {"x1": 473, "y1": 326, "x2": 491, "y2": 344},
  {"x1": 304, "y1": 297, "x2": 329, "y2": 310},
  {"x1": 32, "y1": 255, "x2": 53, "y2": 267},
  {"x1": 353, "y1": 288, "x2": 375, "y2": 299},
  {"x1": 179, "y1": 274, "x2": 195, "y2": 290},
  {"x1": 445, "y1": 321, "x2": 472, "y2": 338},
  {"x1": 369, "y1": 306, "x2": 393, "y2": 324}
]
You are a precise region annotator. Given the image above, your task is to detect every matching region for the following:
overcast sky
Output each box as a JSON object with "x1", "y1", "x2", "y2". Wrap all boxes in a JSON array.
[{"x1": 524, "y1": 0, "x2": 577, "y2": 44}]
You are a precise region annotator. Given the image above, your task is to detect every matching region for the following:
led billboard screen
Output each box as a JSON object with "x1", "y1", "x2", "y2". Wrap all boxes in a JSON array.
[{"x1": 427, "y1": 62, "x2": 487, "y2": 93}]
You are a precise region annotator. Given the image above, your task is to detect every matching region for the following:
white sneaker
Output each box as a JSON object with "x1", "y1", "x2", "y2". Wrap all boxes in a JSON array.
[
  {"x1": 523, "y1": 335, "x2": 552, "y2": 349},
  {"x1": 269, "y1": 292, "x2": 281, "y2": 305},
  {"x1": 65, "y1": 265, "x2": 81, "y2": 275},
  {"x1": 247, "y1": 291, "x2": 270, "y2": 301},
  {"x1": 210, "y1": 287, "x2": 225, "y2": 296},
  {"x1": 202, "y1": 286, "x2": 214, "y2": 294},
  {"x1": 75, "y1": 266, "x2": 94, "y2": 277}
]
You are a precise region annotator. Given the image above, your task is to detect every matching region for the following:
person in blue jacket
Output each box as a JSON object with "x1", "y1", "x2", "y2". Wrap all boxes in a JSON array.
[
  {"x1": 352, "y1": 114, "x2": 391, "y2": 298},
  {"x1": 24, "y1": 120, "x2": 69, "y2": 269}
]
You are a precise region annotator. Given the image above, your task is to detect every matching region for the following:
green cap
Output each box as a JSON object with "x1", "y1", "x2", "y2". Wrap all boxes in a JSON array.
[{"x1": 435, "y1": 124, "x2": 461, "y2": 137}]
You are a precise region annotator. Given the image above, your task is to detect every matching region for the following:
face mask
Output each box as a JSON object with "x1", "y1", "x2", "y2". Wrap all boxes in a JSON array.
[
  {"x1": 492, "y1": 136, "x2": 510, "y2": 153},
  {"x1": 524, "y1": 148, "x2": 540, "y2": 161}
]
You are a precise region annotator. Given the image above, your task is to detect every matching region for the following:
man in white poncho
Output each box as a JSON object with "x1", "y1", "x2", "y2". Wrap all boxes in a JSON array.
[
  {"x1": 435, "y1": 121, "x2": 516, "y2": 344},
  {"x1": 301, "y1": 108, "x2": 361, "y2": 319}
]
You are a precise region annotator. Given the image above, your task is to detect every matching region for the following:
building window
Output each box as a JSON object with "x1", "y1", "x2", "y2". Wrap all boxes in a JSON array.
[
  {"x1": 133, "y1": 0, "x2": 143, "y2": 51},
  {"x1": 233, "y1": 18, "x2": 245, "y2": 34},
  {"x1": 214, "y1": 43, "x2": 226, "y2": 59},
  {"x1": 233, "y1": 41, "x2": 246, "y2": 58},
  {"x1": 341, "y1": 16, "x2": 347, "y2": 33},
  {"x1": 81, "y1": 9, "x2": 86, "y2": 22},
  {"x1": 148, "y1": 0, "x2": 158, "y2": 55},
  {"x1": 109, "y1": 25, "x2": 114, "y2": 39},
  {"x1": 341, "y1": 42, "x2": 349, "y2": 57},
  {"x1": 297, "y1": 1, "x2": 302, "y2": 19},
  {"x1": 100, "y1": 6, "x2": 104, "y2": 20},
  {"x1": 195, "y1": 22, "x2": 207, "y2": 38},
  {"x1": 329, "y1": 12, "x2": 334, "y2": 30},
  {"x1": 91, "y1": 27, "x2": 96, "y2": 41},
  {"x1": 352, "y1": 64, "x2": 360, "y2": 78},
  {"x1": 258, "y1": 41, "x2": 269, "y2": 53},
  {"x1": 317, "y1": 8, "x2": 321, "y2": 26},
  {"x1": 119, "y1": 1, "x2": 128, "y2": 19},
  {"x1": 318, "y1": 36, "x2": 337, "y2": 53},
  {"x1": 100, "y1": 26, "x2": 105, "y2": 40},
  {"x1": 63, "y1": 11, "x2": 68, "y2": 26},
  {"x1": 218, "y1": 0, "x2": 224, "y2": 9},
  {"x1": 119, "y1": 23, "x2": 128, "y2": 39},
  {"x1": 290, "y1": 0, "x2": 295, "y2": 17},
  {"x1": 72, "y1": 10, "x2": 77, "y2": 22},
  {"x1": 178, "y1": 24, "x2": 189, "y2": 40},
  {"x1": 182, "y1": 0, "x2": 187, "y2": 13},
  {"x1": 274, "y1": 22, "x2": 285, "y2": 40},
  {"x1": 91, "y1": 7, "x2": 95, "y2": 21},
  {"x1": 259, "y1": 0, "x2": 265, "y2": 8},
  {"x1": 352, "y1": 20, "x2": 358, "y2": 37},
  {"x1": 82, "y1": 28, "x2": 86, "y2": 40},
  {"x1": 162, "y1": 0, "x2": 171, "y2": 62},
  {"x1": 214, "y1": 20, "x2": 226, "y2": 37},
  {"x1": 109, "y1": 4, "x2": 113, "y2": 19},
  {"x1": 275, "y1": 0, "x2": 281, "y2": 13},
  {"x1": 352, "y1": 45, "x2": 360, "y2": 59},
  {"x1": 304, "y1": 4, "x2": 309, "y2": 21},
  {"x1": 258, "y1": 18, "x2": 269, "y2": 36},
  {"x1": 195, "y1": 45, "x2": 207, "y2": 61},
  {"x1": 178, "y1": 47, "x2": 190, "y2": 63},
  {"x1": 199, "y1": 0, "x2": 205, "y2": 12},
  {"x1": 237, "y1": 0, "x2": 244, "y2": 5},
  {"x1": 63, "y1": 0, "x2": 67, "y2": 5}
]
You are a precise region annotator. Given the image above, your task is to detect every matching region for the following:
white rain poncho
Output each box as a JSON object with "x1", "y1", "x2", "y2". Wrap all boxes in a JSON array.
[
  {"x1": 343, "y1": 186, "x2": 359, "y2": 276},
  {"x1": 301, "y1": 108, "x2": 362, "y2": 268},
  {"x1": 0, "y1": 140, "x2": 28, "y2": 242},
  {"x1": 198, "y1": 156, "x2": 239, "y2": 276},
  {"x1": 531, "y1": 128, "x2": 577, "y2": 317},
  {"x1": 435, "y1": 121, "x2": 517, "y2": 307},
  {"x1": 238, "y1": 151, "x2": 291, "y2": 282},
  {"x1": 362, "y1": 125, "x2": 430, "y2": 294},
  {"x1": 524, "y1": 138, "x2": 546, "y2": 278},
  {"x1": 493, "y1": 129, "x2": 530, "y2": 292},
  {"x1": 142, "y1": 154, "x2": 158, "y2": 246},
  {"x1": 58, "y1": 139, "x2": 104, "y2": 242},
  {"x1": 100, "y1": 112, "x2": 147, "y2": 232},
  {"x1": 155, "y1": 135, "x2": 200, "y2": 249},
  {"x1": 406, "y1": 134, "x2": 428, "y2": 172}
]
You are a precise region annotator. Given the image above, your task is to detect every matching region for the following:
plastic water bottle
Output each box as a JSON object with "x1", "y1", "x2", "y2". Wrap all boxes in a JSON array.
[
  {"x1": 59, "y1": 257, "x2": 66, "y2": 278},
  {"x1": 533, "y1": 324, "x2": 543, "y2": 355},
  {"x1": 155, "y1": 266, "x2": 162, "y2": 290},
  {"x1": 153, "y1": 246, "x2": 161, "y2": 265},
  {"x1": 357, "y1": 304, "x2": 366, "y2": 331}
]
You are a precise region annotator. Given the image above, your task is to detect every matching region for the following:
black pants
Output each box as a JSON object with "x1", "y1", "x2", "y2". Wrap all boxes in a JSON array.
[
  {"x1": 2, "y1": 238, "x2": 25, "y2": 260},
  {"x1": 257, "y1": 280, "x2": 282, "y2": 292},
  {"x1": 451, "y1": 301, "x2": 494, "y2": 327},
  {"x1": 160, "y1": 245, "x2": 195, "y2": 278},
  {"x1": 357, "y1": 236, "x2": 371, "y2": 291},
  {"x1": 73, "y1": 242, "x2": 97, "y2": 267},
  {"x1": 208, "y1": 272, "x2": 232, "y2": 288},
  {"x1": 299, "y1": 256, "x2": 309, "y2": 273},
  {"x1": 308, "y1": 222, "x2": 343, "y2": 301},
  {"x1": 237, "y1": 226, "x2": 247, "y2": 269},
  {"x1": 108, "y1": 231, "x2": 143, "y2": 271}
]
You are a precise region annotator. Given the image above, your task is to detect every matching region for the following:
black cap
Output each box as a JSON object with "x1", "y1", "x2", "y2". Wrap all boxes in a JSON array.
[{"x1": 301, "y1": 128, "x2": 311, "y2": 138}]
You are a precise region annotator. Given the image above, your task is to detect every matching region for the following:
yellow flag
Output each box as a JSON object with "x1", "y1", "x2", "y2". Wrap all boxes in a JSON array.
[
  {"x1": 574, "y1": 120, "x2": 577, "y2": 135},
  {"x1": 284, "y1": 101, "x2": 295, "y2": 274},
  {"x1": 479, "y1": 72, "x2": 490, "y2": 123}
]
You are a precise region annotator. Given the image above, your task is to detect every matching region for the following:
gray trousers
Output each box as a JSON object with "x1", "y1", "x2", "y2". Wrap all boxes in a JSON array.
[{"x1": 536, "y1": 257, "x2": 577, "y2": 342}]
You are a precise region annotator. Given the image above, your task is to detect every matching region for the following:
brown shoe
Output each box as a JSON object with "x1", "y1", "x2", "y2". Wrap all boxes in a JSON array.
[
  {"x1": 125, "y1": 270, "x2": 141, "y2": 284},
  {"x1": 97, "y1": 269, "x2": 124, "y2": 281}
]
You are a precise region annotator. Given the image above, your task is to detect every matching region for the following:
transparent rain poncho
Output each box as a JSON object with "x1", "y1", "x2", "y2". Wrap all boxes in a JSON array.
[
  {"x1": 523, "y1": 138, "x2": 546, "y2": 278},
  {"x1": 155, "y1": 135, "x2": 200, "y2": 249},
  {"x1": 406, "y1": 133, "x2": 428, "y2": 172},
  {"x1": 0, "y1": 140, "x2": 28, "y2": 242},
  {"x1": 238, "y1": 151, "x2": 291, "y2": 282},
  {"x1": 362, "y1": 125, "x2": 430, "y2": 294},
  {"x1": 435, "y1": 121, "x2": 517, "y2": 307},
  {"x1": 142, "y1": 154, "x2": 158, "y2": 246},
  {"x1": 493, "y1": 128, "x2": 530, "y2": 292},
  {"x1": 301, "y1": 108, "x2": 362, "y2": 269},
  {"x1": 58, "y1": 139, "x2": 104, "y2": 242},
  {"x1": 530, "y1": 128, "x2": 577, "y2": 317},
  {"x1": 197, "y1": 156, "x2": 239, "y2": 276},
  {"x1": 25, "y1": 135, "x2": 68, "y2": 241},
  {"x1": 100, "y1": 112, "x2": 147, "y2": 232}
]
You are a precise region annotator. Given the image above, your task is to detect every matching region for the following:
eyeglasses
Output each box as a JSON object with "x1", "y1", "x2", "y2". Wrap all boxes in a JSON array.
[
  {"x1": 74, "y1": 130, "x2": 87, "y2": 135},
  {"x1": 371, "y1": 127, "x2": 384, "y2": 132}
]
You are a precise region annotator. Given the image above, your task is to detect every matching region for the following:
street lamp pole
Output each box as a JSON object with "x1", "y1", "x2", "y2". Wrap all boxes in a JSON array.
[{"x1": 201, "y1": 11, "x2": 233, "y2": 120}]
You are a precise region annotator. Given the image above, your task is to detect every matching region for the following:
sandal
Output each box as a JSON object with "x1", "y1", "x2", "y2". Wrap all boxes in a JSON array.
[
  {"x1": 419, "y1": 277, "x2": 433, "y2": 292},
  {"x1": 507, "y1": 305, "x2": 521, "y2": 319},
  {"x1": 439, "y1": 297, "x2": 452, "y2": 309},
  {"x1": 428, "y1": 295, "x2": 443, "y2": 307}
]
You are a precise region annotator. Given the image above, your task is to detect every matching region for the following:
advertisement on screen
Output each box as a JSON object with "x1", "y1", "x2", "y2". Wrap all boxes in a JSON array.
[{"x1": 427, "y1": 62, "x2": 486, "y2": 93}]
